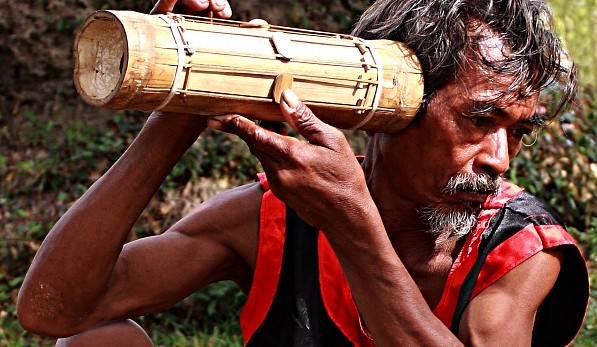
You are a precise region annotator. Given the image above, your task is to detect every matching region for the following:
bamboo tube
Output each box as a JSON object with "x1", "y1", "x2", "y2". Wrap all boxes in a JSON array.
[{"x1": 73, "y1": 10, "x2": 424, "y2": 133}]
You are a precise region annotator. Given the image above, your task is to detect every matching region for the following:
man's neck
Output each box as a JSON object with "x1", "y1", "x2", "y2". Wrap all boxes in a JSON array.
[{"x1": 362, "y1": 153, "x2": 467, "y2": 307}]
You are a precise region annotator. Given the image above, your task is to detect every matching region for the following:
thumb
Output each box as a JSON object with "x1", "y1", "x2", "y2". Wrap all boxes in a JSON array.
[{"x1": 280, "y1": 90, "x2": 341, "y2": 147}]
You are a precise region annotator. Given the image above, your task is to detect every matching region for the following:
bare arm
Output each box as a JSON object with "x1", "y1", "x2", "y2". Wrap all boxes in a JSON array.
[
  {"x1": 18, "y1": 1, "x2": 243, "y2": 337},
  {"x1": 17, "y1": 112, "x2": 259, "y2": 338},
  {"x1": 459, "y1": 248, "x2": 563, "y2": 346}
]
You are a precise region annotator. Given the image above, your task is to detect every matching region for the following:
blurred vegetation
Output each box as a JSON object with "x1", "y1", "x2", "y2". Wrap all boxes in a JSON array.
[
  {"x1": 0, "y1": 0, "x2": 595, "y2": 346},
  {"x1": 549, "y1": 0, "x2": 597, "y2": 85}
]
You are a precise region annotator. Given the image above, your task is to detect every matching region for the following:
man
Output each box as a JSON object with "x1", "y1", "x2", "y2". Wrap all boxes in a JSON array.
[{"x1": 17, "y1": 0, "x2": 588, "y2": 346}]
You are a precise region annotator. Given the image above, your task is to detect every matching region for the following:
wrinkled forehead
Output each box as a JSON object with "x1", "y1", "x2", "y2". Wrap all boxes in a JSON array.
[
  {"x1": 445, "y1": 44, "x2": 539, "y2": 113},
  {"x1": 448, "y1": 66, "x2": 539, "y2": 111}
]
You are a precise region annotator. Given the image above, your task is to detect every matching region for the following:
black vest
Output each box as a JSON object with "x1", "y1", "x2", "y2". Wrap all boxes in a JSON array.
[{"x1": 247, "y1": 207, "x2": 353, "y2": 346}]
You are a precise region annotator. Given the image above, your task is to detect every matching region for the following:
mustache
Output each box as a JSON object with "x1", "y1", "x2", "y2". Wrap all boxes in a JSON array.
[{"x1": 441, "y1": 173, "x2": 501, "y2": 196}]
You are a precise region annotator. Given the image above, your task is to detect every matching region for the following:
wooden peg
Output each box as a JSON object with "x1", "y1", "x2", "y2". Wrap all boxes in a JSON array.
[
  {"x1": 271, "y1": 32, "x2": 294, "y2": 60},
  {"x1": 273, "y1": 72, "x2": 293, "y2": 103}
]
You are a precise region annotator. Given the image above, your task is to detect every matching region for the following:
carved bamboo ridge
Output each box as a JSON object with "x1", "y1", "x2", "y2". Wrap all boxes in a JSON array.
[{"x1": 73, "y1": 10, "x2": 424, "y2": 132}]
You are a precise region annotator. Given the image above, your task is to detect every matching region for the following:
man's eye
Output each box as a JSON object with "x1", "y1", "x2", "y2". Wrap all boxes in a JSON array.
[
  {"x1": 511, "y1": 127, "x2": 533, "y2": 140},
  {"x1": 469, "y1": 116, "x2": 494, "y2": 128}
]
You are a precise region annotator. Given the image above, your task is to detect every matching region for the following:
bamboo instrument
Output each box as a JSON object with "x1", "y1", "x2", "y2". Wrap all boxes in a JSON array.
[{"x1": 73, "y1": 10, "x2": 424, "y2": 133}]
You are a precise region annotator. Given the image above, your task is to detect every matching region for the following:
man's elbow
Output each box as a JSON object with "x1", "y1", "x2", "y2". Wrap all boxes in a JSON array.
[{"x1": 17, "y1": 287, "x2": 80, "y2": 338}]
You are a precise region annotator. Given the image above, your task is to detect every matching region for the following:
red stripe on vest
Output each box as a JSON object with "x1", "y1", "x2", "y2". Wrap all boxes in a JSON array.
[
  {"x1": 431, "y1": 183, "x2": 521, "y2": 325},
  {"x1": 472, "y1": 224, "x2": 577, "y2": 299},
  {"x1": 239, "y1": 174, "x2": 286, "y2": 344},
  {"x1": 241, "y1": 174, "x2": 373, "y2": 345},
  {"x1": 318, "y1": 232, "x2": 375, "y2": 346}
]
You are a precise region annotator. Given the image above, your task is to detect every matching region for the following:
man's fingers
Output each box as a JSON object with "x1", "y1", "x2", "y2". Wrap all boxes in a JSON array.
[
  {"x1": 150, "y1": 0, "x2": 177, "y2": 14},
  {"x1": 208, "y1": 115, "x2": 296, "y2": 155},
  {"x1": 280, "y1": 90, "x2": 342, "y2": 148},
  {"x1": 211, "y1": 1, "x2": 232, "y2": 18},
  {"x1": 180, "y1": 0, "x2": 209, "y2": 11},
  {"x1": 150, "y1": 0, "x2": 231, "y2": 17},
  {"x1": 257, "y1": 120, "x2": 289, "y2": 136}
]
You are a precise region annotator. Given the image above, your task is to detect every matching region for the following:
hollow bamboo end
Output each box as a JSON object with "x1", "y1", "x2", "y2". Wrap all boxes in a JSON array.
[{"x1": 73, "y1": 12, "x2": 127, "y2": 106}]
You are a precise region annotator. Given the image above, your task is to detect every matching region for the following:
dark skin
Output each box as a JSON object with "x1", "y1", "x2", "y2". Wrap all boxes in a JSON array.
[
  {"x1": 18, "y1": 2, "x2": 563, "y2": 346},
  {"x1": 149, "y1": 0, "x2": 232, "y2": 16}
]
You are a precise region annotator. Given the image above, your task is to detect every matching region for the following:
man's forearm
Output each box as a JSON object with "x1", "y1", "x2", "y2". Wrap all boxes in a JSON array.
[
  {"x1": 17, "y1": 113, "x2": 205, "y2": 336},
  {"x1": 322, "y1": 201, "x2": 463, "y2": 346}
]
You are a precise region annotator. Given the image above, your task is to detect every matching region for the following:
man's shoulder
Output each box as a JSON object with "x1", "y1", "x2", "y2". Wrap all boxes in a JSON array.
[
  {"x1": 455, "y1": 182, "x2": 588, "y2": 346},
  {"x1": 488, "y1": 179, "x2": 565, "y2": 228}
]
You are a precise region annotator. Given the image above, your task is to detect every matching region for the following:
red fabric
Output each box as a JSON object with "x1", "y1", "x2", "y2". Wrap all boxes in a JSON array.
[
  {"x1": 239, "y1": 174, "x2": 286, "y2": 344},
  {"x1": 472, "y1": 224, "x2": 576, "y2": 298},
  {"x1": 318, "y1": 232, "x2": 375, "y2": 346},
  {"x1": 241, "y1": 175, "x2": 373, "y2": 346},
  {"x1": 432, "y1": 182, "x2": 522, "y2": 325}
]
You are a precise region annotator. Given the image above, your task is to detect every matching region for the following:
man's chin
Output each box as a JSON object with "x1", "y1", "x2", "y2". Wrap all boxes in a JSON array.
[{"x1": 419, "y1": 205, "x2": 479, "y2": 239}]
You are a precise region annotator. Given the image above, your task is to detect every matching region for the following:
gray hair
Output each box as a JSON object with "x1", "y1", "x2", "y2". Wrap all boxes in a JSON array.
[{"x1": 351, "y1": 0, "x2": 577, "y2": 120}]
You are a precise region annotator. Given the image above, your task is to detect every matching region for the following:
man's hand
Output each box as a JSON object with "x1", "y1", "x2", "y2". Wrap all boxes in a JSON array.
[
  {"x1": 151, "y1": 0, "x2": 232, "y2": 18},
  {"x1": 208, "y1": 90, "x2": 371, "y2": 233}
]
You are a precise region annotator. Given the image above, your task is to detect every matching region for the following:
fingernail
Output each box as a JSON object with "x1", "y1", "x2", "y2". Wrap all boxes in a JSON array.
[{"x1": 282, "y1": 89, "x2": 299, "y2": 109}]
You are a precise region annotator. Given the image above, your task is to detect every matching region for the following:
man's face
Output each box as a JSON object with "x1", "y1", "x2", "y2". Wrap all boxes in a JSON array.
[{"x1": 370, "y1": 32, "x2": 539, "y2": 234}]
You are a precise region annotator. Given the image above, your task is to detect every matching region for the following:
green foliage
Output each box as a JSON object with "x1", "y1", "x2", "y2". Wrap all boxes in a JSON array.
[
  {"x1": 3, "y1": 111, "x2": 128, "y2": 198},
  {"x1": 272, "y1": 0, "x2": 369, "y2": 32},
  {"x1": 167, "y1": 129, "x2": 261, "y2": 189},
  {"x1": 548, "y1": 0, "x2": 597, "y2": 85},
  {"x1": 139, "y1": 282, "x2": 245, "y2": 347}
]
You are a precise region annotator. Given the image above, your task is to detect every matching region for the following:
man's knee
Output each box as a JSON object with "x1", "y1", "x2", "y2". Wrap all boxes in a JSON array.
[{"x1": 55, "y1": 319, "x2": 153, "y2": 347}]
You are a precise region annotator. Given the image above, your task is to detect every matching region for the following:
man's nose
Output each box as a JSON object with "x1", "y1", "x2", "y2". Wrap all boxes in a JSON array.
[{"x1": 474, "y1": 128, "x2": 510, "y2": 176}]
